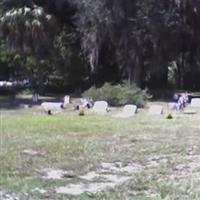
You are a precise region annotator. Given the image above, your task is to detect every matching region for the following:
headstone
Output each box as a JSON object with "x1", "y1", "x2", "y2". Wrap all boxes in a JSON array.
[
  {"x1": 123, "y1": 104, "x2": 137, "y2": 115},
  {"x1": 19, "y1": 104, "x2": 30, "y2": 109},
  {"x1": 64, "y1": 95, "x2": 70, "y2": 105},
  {"x1": 190, "y1": 98, "x2": 200, "y2": 107},
  {"x1": 113, "y1": 104, "x2": 137, "y2": 118},
  {"x1": 168, "y1": 102, "x2": 178, "y2": 111},
  {"x1": 92, "y1": 101, "x2": 108, "y2": 113},
  {"x1": 148, "y1": 105, "x2": 163, "y2": 115},
  {"x1": 41, "y1": 102, "x2": 63, "y2": 114},
  {"x1": 183, "y1": 109, "x2": 197, "y2": 114}
]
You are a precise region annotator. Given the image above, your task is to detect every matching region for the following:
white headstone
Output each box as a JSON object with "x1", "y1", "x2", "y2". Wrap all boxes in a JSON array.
[
  {"x1": 64, "y1": 95, "x2": 70, "y2": 105},
  {"x1": 148, "y1": 105, "x2": 163, "y2": 115},
  {"x1": 113, "y1": 104, "x2": 137, "y2": 118},
  {"x1": 191, "y1": 98, "x2": 200, "y2": 107},
  {"x1": 92, "y1": 101, "x2": 108, "y2": 113},
  {"x1": 123, "y1": 104, "x2": 137, "y2": 115},
  {"x1": 41, "y1": 102, "x2": 63, "y2": 113}
]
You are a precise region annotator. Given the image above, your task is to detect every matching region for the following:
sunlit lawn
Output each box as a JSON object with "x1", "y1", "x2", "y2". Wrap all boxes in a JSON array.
[{"x1": 1, "y1": 104, "x2": 200, "y2": 199}]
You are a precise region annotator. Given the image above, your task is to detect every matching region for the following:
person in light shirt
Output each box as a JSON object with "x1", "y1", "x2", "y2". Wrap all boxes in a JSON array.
[{"x1": 32, "y1": 91, "x2": 39, "y2": 103}]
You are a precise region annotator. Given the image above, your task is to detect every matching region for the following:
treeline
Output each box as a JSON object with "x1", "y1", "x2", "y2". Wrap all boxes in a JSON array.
[{"x1": 1, "y1": 0, "x2": 200, "y2": 93}]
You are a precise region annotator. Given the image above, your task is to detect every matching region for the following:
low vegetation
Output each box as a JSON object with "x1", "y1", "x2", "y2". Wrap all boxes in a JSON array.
[{"x1": 83, "y1": 82, "x2": 150, "y2": 107}]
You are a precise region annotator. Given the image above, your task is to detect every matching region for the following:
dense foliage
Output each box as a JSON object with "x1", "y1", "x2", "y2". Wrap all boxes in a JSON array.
[
  {"x1": 83, "y1": 82, "x2": 149, "y2": 107},
  {"x1": 1, "y1": 0, "x2": 200, "y2": 92}
]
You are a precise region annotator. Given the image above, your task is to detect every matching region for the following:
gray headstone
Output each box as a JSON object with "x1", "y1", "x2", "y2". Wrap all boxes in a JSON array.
[
  {"x1": 148, "y1": 105, "x2": 163, "y2": 115},
  {"x1": 123, "y1": 104, "x2": 137, "y2": 115},
  {"x1": 168, "y1": 102, "x2": 178, "y2": 111},
  {"x1": 113, "y1": 104, "x2": 137, "y2": 118},
  {"x1": 19, "y1": 104, "x2": 30, "y2": 109},
  {"x1": 92, "y1": 101, "x2": 108, "y2": 113},
  {"x1": 191, "y1": 98, "x2": 200, "y2": 107},
  {"x1": 41, "y1": 102, "x2": 63, "y2": 113}
]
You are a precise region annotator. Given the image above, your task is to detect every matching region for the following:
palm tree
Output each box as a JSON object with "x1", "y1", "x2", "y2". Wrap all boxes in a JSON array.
[{"x1": 0, "y1": 0, "x2": 58, "y2": 93}]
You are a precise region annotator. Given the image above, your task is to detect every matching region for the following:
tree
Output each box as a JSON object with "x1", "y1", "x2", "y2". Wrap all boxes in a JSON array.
[
  {"x1": 2, "y1": 0, "x2": 200, "y2": 91},
  {"x1": 0, "y1": 2, "x2": 58, "y2": 93}
]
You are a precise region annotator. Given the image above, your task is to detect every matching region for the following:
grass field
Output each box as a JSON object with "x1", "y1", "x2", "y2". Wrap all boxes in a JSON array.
[{"x1": 1, "y1": 102, "x2": 200, "y2": 199}]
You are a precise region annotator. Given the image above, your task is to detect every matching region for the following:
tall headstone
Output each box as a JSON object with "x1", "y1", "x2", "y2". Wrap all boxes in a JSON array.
[{"x1": 64, "y1": 95, "x2": 70, "y2": 105}]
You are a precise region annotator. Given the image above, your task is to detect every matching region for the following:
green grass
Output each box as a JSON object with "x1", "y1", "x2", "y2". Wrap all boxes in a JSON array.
[{"x1": 1, "y1": 106, "x2": 200, "y2": 199}]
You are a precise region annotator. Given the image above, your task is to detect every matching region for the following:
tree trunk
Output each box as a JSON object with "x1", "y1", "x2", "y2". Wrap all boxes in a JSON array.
[
  {"x1": 36, "y1": 61, "x2": 46, "y2": 95},
  {"x1": 38, "y1": 73, "x2": 45, "y2": 95},
  {"x1": 180, "y1": 51, "x2": 185, "y2": 89},
  {"x1": 160, "y1": 67, "x2": 168, "y2": 88},
  {"x1": 177, "y1": 62, "x2": 181, "y2": 90},
  {"x1": 132, "y1": 56, "x2": 142, "y2": 87},
  {"x1": 177, "y1": 53, "x2": 184, "y2": 90}
]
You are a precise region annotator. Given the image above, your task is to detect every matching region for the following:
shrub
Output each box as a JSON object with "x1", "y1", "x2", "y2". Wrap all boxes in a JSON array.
[
  {"x1": 83, "y1": 82, "x2": 150, "y2": 107},
  {"x1": 19, "y1": 88, "x2": 34, "y2": 95},
  {"x1": 166, "y1": 113, "x2": 173, "y2": 119}
]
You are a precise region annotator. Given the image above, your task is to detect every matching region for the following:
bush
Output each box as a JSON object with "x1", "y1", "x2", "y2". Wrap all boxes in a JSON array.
[
  {"x1": 83, "y1": 82, "x2": 150, "y2": 107},
  {"x1": 19, "y1": 88, "x2": 34, "y2": 95},
  {"x1": 166, "y1": 113, "x2": 173, "y2": 119}
]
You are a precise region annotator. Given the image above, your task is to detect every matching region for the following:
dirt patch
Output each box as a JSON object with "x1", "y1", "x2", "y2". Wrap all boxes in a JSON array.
[{"x1": 38, "y1": 168, "x2": 74, "y2": 180}]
